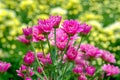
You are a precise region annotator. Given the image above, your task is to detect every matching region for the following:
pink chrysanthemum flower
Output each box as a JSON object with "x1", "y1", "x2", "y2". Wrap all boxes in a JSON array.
[
  {"x1": 0, "y1": 61, "x2": 11, "y2": 73},
  {"x1": 100, "y1": 50, "x2": 116, "y2": 63},
  {"x1": 16, "y1": 64, "x2": 34, "y2": 78},
  {"x1": 86, "y1": 47, "x2": 100, "y2": 58},
  {"x1": 73, "y1": 65, "x2": 83, "y2": 74},
  {"x1": 49, "y1": 15, "x2": 62, "y2": 28},
  {"x1": 80, "y1": 44, "x2": 94, "y2": 52},
  {"x1": 66, "y1": 46, "x2": 78, "y2": 60},
  {"x1": 24, "y1": 51, "x2": 35, "y2": 65},
  {"x1": 62, "y1": 20, "x2": 80, "y2": 36},
  {"x1": 102, "y1": 64, "x2": 120, "y2": 76},
  {"x1": 55, "y1": 28, "x2": 68, "y2": 50},
  {"x1": 85, "y1": 66, "x2": 96, "y2": 76},
  {"x1": 17, "y1": 35, "x2": 30, "y2": 44},
  {"x1": 38, "y1": 19, "x2": 53, "y2": 34},
  {"x1": 49, "y1": 28, "x2": 77, "y2": 50},
  {"x1": 22, "y1": 27, "x2": 32, "y2": 36},
  {"x1": 32, "y1": 25, "x2": 45, "y2": 42},
  {"x1": 80, "y1": 23, "x2": 92, "y2": 35},
  {"x1": 80, "y1": 44, "x2": 101, "y2": 58}
]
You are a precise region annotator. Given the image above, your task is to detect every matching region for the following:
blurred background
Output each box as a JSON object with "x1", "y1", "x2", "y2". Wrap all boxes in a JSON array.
[{"x1": 0, "y1": 0, "x2": 120, "y2": 80}]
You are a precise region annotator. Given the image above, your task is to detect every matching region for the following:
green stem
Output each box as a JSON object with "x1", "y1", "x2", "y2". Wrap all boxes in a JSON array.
[
  {"x1": 31, "y1": 42, "x2": 48, "y2": 80},
  {"x1": 60, "y1": 36, "x2": 70, "y2": 63},
  {"x1": 45, "y1": 35, "x2": 53, "y2": 62},
  {"x1": 34, "y1": 71, "x2": 44, "y2": 80},
  {"x1": 58, "y1": 36, "x2": 70, "y2": 79},
  {"x1": 40, "y1": 41, "x2": 45, "y2": 57},
  {"x1": 26, "y1": 66, "x2": 30, "y2": 77},
  {"x1": 54, "y1": 28, "x2": 57, "y2": 59},
  {"x1": 61, "y1": 62, "x2": 69, "y2": 80},
  {"x1": 45, "y1": 35, "x2": 51, "y2": 52},
  {"x1": 54, "y1": 28, "x2": 58, "y2": 80},
  {"x1": 77, "y1": 36, "x2": 83, "y2": 51},
  {"x1": 63, "y1": 36, "x2": 70, "y2": 55}
]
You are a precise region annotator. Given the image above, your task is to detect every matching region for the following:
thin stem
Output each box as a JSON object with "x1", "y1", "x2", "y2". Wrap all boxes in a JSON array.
[
  {"x1": 34, "y1": 71, "x2": 44, "y2": 80},
  {"x1": 54, "y1": 28, "x2": 57, "y2": 58},
  {"x1": 26, "y1": 66, "x2": 30, "y2": 77},
  {"x1": 77, "y1": 36, "x2": 83, "y2": 51},
  {"x1": 45, "y1": 35, "x2": 53, "y2": 63},
  {"x1": 58, "y1": 36, "x2": 70, "y2": 75},
  {"x1": 45, "y1": 35, "x2": 51, "y2": 52},
  {"x1": 61, "y1": 36, "x2": 70, "y2": 62},
  {"x1": 54, "y1": 28, "x2": 57, "y2": 48},
  {"x1": 40, "y1": 41, "x2": 45, "y2": 57},
  {"x1": 54, "y1": 28, "x2": 58, "y2": 80},
  {"x1": 31, "y1": 42, "x2": 48, "y2": 80},
  {"x1": 63, "y1": 36, "x2": 70, "y2": 54}
]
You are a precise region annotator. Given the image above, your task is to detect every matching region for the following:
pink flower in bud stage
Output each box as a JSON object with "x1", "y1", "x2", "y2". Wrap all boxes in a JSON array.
[
  {"x1": 38, "y1": 19, "x2": 53, "y2": 34},
  {"x1": 62, "y1": 20, "x2": 80, "y2": 36},
  {"x1": 20, "y1": 64, "x2": 27, "y2": 72},
  {"x1": 29, "y1": 67, "x2": 34, "y2": 76},
  {"x1": 24, "y1": 51, "x2": 35, "y2": 65},
  {"x1": 17, "y1": 35, "x2": 30, "y2": 44},
  {"x1": 102, "y1": 64, "x2": 120, "y2": 76},
  {"x1": 25, "y1": 77, "x2": 32, "y2": 80},
  {"x1": 37, "y1": 52, "x2": 46, "y2": 64},
  {"x1": 37, "y1": 52, "x2": 52, "y2": 65},
  {"x1": 37, "y1": 67, "x2": 43, "y2": 73},
  {"x1": 66, "y1": 46, "x2": 78, "y2": 60},
  {"x1": 85, "y1": 66, "x2": 96, "y2": 76},
  {"x1": 0, "y1": 61, "x2": 11, "y2": 73},
  {"x1": 45, "y1": 53, "x2": 52, "y2": 64},
  {"x1": 49, "y1": 15, "x2": 62, "y2": 28},
  {"x1": 32, "y1": 26, "x2": 45, "y2": 42},
  {"x1": 80, "y1": 23, "x2": 92, "y2": 35},
  {"x1": 22, "y1": 27, "x2": 32, "y2": 36},
  {"x1": 73, "y1": 65, "x2": 83, "y2": 74},
  {"x1": 16, "y1": 65, "x2": 34, "y2": 78},
  {"x1": 16, "y1": 64, "x2": 27, "y2": 78},
  {"x1": 100, "y1": 50, "x2": 116, "y2": 63},
  {"x1": 78, "y1": 74, "x2": 87, "y2": 80},
  {"x1": 16, "y1": 70, "x2": 24, "y2": 78}
]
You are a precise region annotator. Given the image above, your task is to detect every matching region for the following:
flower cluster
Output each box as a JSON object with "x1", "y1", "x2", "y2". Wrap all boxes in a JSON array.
[
  {"x1": 102, "y1": 64, "x2": 120, "y2": 76},
  {"x1": 16, "y1": 65, "x2": 34, "y2": 80},
  {"x1": 16, "y1": 15, "x2": 120, "y2": 80}
]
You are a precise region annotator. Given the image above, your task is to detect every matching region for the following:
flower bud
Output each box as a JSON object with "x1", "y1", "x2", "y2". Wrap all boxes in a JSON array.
[{"x1": 66, "y1": 47, "x2": 78, "y2": 60}]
